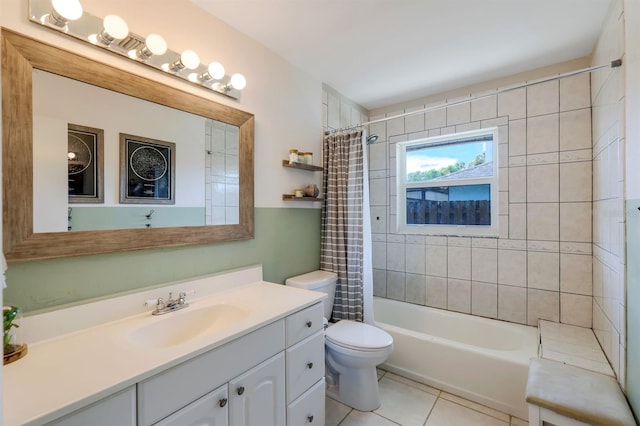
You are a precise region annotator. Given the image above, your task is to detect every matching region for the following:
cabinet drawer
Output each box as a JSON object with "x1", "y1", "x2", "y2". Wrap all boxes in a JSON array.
[
  {"x1": 287, "y1": 378, "x2": 325, "y2": 426},
  {"x1": 153, "y1": 384, "x2": 228, "y2": 426},
  {"x1": 286, "y1": 331, "x2": 325, "y2": 403},
  {"x1": 138, "y1": 320, "x2": 284, "y2": 426},
  {"x1": 285, "y1": 303, "x2": 323, "y2": 346}
]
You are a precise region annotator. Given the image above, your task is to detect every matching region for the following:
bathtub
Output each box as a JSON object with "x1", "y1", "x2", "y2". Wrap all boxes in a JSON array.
[{"x1": 373, "y1": 297, "x2": 538, "y2": 419}]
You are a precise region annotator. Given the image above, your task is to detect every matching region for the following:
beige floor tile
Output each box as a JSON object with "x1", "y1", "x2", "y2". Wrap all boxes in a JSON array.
[
  {"x1": 374, "y1": 377, "x2": 437, "y2": 426},
  {"x1": 383, "y1": 372, "x2": 441, "y2": 397},
  {"x1": 510, "y1": 416, "x2": 529, "y2": 426},
  {"x1": 330, "y1": 370, "x2": 519, "y2": 426},
  {"x1": 425, "y1": 399, "x2": 509, "y2": 426},
  {"x1": 326, "y1": 396, "x2": 352, "y2": 426},
  {"x1": 440, "y1": 392, "x2": 510, "y2": 422},
  {"x1": 340, "y1": 410, "x2": 400, "y2": 426}
]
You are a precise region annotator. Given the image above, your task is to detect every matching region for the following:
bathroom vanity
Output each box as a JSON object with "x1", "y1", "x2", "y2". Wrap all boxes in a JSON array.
[{"x1": 3, "y1": 266, "x2": 326, "y2": 426}]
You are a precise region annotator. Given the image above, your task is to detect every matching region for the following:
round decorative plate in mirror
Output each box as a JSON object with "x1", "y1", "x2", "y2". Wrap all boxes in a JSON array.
[{"x1": 130, "y1": 146, "x2": 168, "y2": 181}]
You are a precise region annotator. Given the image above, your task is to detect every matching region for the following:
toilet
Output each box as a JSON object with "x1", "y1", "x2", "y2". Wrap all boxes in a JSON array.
[{"x1": 286, "y1": 270, "x2": 394, "y2": 412}]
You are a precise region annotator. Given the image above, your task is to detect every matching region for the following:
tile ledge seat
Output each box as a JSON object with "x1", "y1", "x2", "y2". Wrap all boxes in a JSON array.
[
  {"x1": 526, "y1": 357, "x2": 636, "y2": 426},
  {"x1": 538, "y1": 320, "x2": 614, "y2": 377}
]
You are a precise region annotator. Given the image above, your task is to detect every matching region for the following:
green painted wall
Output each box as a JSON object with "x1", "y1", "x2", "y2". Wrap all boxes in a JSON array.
[
  {"x1": 4, "y1": 208, "x2": 321, "y2": 314},
  {"x1": 627, "y1": 200, "x2": 640, "y2": 420}
]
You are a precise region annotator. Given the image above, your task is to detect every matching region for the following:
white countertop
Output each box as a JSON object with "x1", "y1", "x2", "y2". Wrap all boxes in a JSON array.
[{"x1": 3, "y1": 272, "x2": 325, "y2": 426}]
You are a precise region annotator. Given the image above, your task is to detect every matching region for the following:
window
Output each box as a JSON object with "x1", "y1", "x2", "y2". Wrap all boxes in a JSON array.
[{"x1": 396, "y1": 127, "x2": 498, "y2": 237}]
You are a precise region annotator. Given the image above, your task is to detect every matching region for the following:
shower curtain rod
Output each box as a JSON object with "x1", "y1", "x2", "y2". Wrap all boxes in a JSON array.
[{"x1": 327, "y1": 58, "x2": 622, "y2": 134}]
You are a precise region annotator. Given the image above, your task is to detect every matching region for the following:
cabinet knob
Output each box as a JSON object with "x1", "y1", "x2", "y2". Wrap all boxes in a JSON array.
[
  {"x1": 306, "y1": 321, "x2": 312, "y2": 328},
  {"x1": 237, "y1": 386, "x2": 245, "y2": 395},
  {"x1": 307, "y1": 415, "x2": 314, "y2": 423},
  {"x1": 219, "y1": 398, "x2": 228, "y2": 407},
  {"x1": 307, "y1": 362, "x2": 313, "y2": 369}
]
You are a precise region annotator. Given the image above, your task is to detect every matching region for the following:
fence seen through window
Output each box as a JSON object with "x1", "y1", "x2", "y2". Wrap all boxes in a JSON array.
[{"x1": 397, "y1": 128, "x2": 498, "y2": 236}]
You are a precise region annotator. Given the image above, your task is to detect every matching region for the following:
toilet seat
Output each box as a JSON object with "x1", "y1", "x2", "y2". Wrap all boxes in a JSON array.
[{"x1": 325, "y1": 320, "x2": 393, "y2": 351}]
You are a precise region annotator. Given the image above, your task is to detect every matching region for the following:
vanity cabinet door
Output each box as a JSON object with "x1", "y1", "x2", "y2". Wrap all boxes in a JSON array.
[
  {"x1": 229, "y1": 352, "x2": 285, "y2": 426},
  {"x1": 46, "y1": 386, "x2": 135, "y2": 426},
  {"x1": 153, "y1": 384, "x2": 228, "y2": 426}
]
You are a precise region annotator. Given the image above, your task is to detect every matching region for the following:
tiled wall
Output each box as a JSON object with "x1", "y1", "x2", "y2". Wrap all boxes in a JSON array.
[
  {"x1": 367, "y1": 74, "x2": 594, "y2": 328},
  {"x1": 205, "y1": 119, "x2": 240, "y2": 225},
  {"x1": 317, "y1": 0, "x2": 632, "y2": 397},
  {"x1": 590, "y1": 0, "x2": 627, "y2": 387},
  {"x1": 322, "y1": 84, "x2": 369, "y2": 132}
]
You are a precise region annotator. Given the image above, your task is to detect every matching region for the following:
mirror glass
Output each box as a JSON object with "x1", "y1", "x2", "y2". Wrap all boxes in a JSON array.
[
  {"x1": 32, "y1": 70, "x2": 240, "y2": 232},
  {"x1": 2, "y1": 29, "x2": 254, "y2": 262}
]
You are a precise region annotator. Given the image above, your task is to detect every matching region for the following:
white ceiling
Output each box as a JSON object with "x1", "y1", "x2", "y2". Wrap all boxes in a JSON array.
[{"x1": 191, "y1": 0, "x2": 612, "y2": 110}]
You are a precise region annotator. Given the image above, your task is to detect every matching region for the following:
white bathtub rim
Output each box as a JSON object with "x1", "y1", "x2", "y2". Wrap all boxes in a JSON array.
[
  {"x1": 380, "y1": 363, "x2": 529, "y2": 420},
  {"x1": 376, "y1": 321, "x2": 536, "y2": 366},
  {"x1": 373, "y1": 297, "x2": 539, "y2": 358},
  {"x1": 373, "y1": 298, "x2": 537, "y2": 347}
]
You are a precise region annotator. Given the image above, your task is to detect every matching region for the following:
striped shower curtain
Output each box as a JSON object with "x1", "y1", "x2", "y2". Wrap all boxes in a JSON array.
[{"x1": 321, "y1": 130, "x2": 364, "y2": 322}]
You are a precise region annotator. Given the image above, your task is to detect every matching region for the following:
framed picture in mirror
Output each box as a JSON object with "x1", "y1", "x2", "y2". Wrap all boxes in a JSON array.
[
  {"x1": 119, "y1": 133, "x2": 176, "y2": 204},
  {"x1": 68, "y1": 123, "x2": 104, "y2": 203}
]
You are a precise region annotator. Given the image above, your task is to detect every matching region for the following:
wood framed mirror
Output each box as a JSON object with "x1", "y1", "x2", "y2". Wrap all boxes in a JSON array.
[{"x1": 2, "y1": 29, "x2": 255, "y2": 262}]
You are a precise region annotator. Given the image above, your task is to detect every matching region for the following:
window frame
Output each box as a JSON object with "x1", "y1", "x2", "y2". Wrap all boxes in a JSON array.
[{"x1": 396, "y1": 127, "x2": 499, "y2": 237}]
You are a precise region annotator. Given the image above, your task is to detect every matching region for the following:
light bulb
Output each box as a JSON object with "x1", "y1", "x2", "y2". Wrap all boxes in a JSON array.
[
  {"x1": 230, "y1": 73, "x2": 247, "y2": 90},
  {"x1": 180, "y1": 50, "x2": 200, "y2": 70},
  {"x1": 103, "y1": 15, "x2": 129, "y2": 40},
  {"x1": 96, "y1": 15, "x2": 129, "y2": 46},
  {"x1": 48, "y1": 0, "x2": 82, "y2": 28},
  {"x1": 169, "y1": 50, "x2": 200, "y2": 72},
  {"x1": 52, "y1": 0, "x2": 83, "y2": 21},
  {"x1": 135, "y1": 34, "x2": 167, "y2": 60},
  {"x1": 145, "y1": 34, "x2": 167, "y2": 56},
  {"x1": 199, "y1": 62, "x2": 226, "y2": 83},
  {"x1": 207, "y1": 62, "x2": 225, "y2": 80}
]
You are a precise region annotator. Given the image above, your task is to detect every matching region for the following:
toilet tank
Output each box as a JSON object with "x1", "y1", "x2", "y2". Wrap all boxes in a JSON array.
[{"x1": 286, "y1": 270, "x2": 337, "y2": 319}]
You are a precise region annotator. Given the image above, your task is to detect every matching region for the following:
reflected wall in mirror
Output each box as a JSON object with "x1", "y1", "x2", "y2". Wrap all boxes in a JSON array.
[
  {"x1": 33, "y1": 69, "x2": 240, "y2": 232},
  {"x1": 2, "y1": 29, "x2": 254, "y2": 262}
]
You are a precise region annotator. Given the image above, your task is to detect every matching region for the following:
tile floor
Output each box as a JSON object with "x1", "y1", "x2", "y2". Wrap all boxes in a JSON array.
[{"x1": 326, "y1": 369, "x2": 529, "y2": 426}]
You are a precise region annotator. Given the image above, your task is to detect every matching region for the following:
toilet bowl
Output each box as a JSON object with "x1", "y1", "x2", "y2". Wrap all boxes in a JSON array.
[
  {"x1": 286, "y1": 270, "x2": 394, "y2": 411},
  {"x1": 324, "y1": 319, "x2": 393, "y2": 411}
]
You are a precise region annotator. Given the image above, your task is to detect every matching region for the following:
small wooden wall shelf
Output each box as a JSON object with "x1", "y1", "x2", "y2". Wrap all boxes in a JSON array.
[
  {"x1": 282, "y1": 194, "x2": 324, "y2": 202},
  {"x1": 282, "y1": 160, "x2": 323, "y2": 172}
]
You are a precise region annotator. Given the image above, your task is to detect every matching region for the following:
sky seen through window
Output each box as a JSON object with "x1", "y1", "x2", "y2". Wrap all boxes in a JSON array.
[{"x1": 406, "y1": 141, "x2": 491, "y2": 175}]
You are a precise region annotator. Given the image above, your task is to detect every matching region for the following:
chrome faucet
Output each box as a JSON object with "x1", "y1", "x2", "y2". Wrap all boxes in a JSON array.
[{"x1": 147, "y1": 291, "x2": 190, "y2": 315}]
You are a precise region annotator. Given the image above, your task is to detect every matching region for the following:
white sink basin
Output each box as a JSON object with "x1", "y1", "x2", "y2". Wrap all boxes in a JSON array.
[{"x1": 127, "y1": 304, "x2": 250, "y2": 348}]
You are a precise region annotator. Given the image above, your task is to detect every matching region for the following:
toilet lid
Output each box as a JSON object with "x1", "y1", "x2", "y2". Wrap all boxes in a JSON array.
[{"x1": 325, "y1": 320, "x2": 393, "y2": 350}]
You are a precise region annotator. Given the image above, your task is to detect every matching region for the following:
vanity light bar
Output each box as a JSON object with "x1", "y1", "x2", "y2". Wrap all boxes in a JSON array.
[{"x1": 28, "y1": 0, "x2": 246, "y2": 100}]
